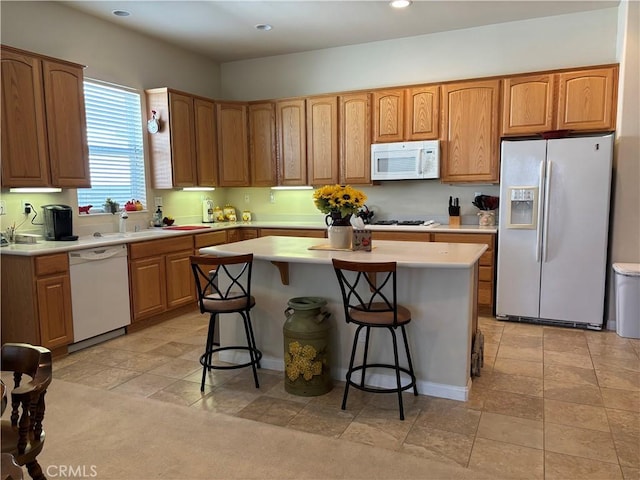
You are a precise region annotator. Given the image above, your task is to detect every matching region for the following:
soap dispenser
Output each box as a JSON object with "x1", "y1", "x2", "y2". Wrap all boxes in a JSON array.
[{"x1": 153, "y1": 206, "x2": 163, "y2": 227}]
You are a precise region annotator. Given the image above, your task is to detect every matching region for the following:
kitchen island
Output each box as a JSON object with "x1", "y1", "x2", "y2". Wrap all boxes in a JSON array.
[{"x1": 199, "y1": 236, "x2": 487, "y2": 401}]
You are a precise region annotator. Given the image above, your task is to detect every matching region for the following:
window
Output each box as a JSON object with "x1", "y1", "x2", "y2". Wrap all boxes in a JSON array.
[{"x1": 77, "y1": 80, "x2": 146, "y2": 211}]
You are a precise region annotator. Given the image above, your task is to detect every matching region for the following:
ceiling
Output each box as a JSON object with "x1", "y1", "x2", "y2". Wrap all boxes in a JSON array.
[{"x1": 61, "y1": 1, "x2": 619, "y2": 63}]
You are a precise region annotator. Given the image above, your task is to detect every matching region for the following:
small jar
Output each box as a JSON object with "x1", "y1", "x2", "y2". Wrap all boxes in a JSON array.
[
  {"x1": 242, "y1": 210, "x2": 252, "y2": 222},
  {"x1": 478, "y1": 210, "x2": 496, "y2": 226},
  {"x1": 223, "y1": 204, "x2": 236, "y2": 221},
  {"x1": 213, "y1": 206, "x2": 225, "y2": 222}
]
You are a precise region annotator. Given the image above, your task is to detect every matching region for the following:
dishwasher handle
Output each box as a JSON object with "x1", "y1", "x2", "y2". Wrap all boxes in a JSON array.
[{"x1": 69, "y1": 246, "x2": 126, "y2": 262}]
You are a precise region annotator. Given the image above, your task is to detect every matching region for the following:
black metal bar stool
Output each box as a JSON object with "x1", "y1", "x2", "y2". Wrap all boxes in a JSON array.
[
  {"x1": 190, "y1": 254, "x2": 262, "y2": 392},
  {"x1": 332, "y1": 258, "x2": 418, "y2": 420}
]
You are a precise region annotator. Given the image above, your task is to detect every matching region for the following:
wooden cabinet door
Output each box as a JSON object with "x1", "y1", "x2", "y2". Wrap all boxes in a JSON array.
[
  {"x1": 433, "y1": 233, "x2": 495, "y2": 313},
  {"x1": 194, "y1": 97, "x2": 218, "y2": 186},
  {"x1": 276, "y1": 99, "x2": 307, "y2": 185},
  {"x1": 373, "y1": 89, "x2": 404, "y2": 143},
  {"x1": 307, "y1": 95, "x2": 338, "y2": 185},
  {"x1": 441, "y1": 79, "x2": 500, "y2": 183},
  {"x1": 405, "y1": 86, "x2": 439, "y2": 140},
  {"x1": 259, "y1": 228, "x2": 325, "y2": 238},
  {"x1": 168, "y1": 91, "x2": 197, "y2": 186},
  {"x1": 502, "y1": 74, "x2": 555, "y2": 136},
  {"x1": 165, "y1": 250, "x2": 196, "y2": 309},
  {"x1": 557, "y1": 67, "x2": 617, "y2": 131},
  {"x1": 248, "y1": 102, "x2": 277, "y2": 186},
  {"x1": 0, "y1": 48, "x2": 50, "y2": 187},
  {"x1": 42, "y1": 60, "x2": 90, "y2": 188},
  {"x1": 36, "y1": 274, "x2": 74, "y2": 349},
  {"x1": 129, "y1": 256, "x2": 166, "y2": 321},
  {"x1": 217, "y1": 102, "x2": 250, "y2": 186},
  {"x1": 340, "y1": 93, "x2": 371, "y2": 185}
]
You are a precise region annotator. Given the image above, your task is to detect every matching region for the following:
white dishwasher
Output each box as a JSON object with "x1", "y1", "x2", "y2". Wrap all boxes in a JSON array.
[{"x1": 68, "y1": 244, "x2": 131, "y2": 351}]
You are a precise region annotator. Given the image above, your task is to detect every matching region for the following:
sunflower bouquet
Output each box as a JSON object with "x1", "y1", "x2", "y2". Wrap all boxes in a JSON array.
[{"x1": 312, "y1": 184, "x2": 367, "y2": 218}]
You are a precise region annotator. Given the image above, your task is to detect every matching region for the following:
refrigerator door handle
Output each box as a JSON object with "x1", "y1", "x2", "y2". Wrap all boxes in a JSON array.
[
  {"x1": 542, "y1": 159, "x2": 552, "y2": 262},
  {"x1": 536, "y1": 159, "x2": 546, "y2": 262}
]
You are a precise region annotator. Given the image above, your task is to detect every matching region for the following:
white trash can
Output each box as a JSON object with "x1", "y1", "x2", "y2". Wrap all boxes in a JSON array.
[{"x1": 613, "y1": 263, "x2": 640, "y2": 339}]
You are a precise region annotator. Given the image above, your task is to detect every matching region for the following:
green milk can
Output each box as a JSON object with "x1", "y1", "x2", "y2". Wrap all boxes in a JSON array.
[{"x1": 283, "y1": 297, "x2": 333, "y2": 396}]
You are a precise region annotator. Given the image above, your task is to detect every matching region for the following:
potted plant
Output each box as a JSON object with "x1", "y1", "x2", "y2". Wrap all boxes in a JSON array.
[
  {"x1": 104, "y1": 198, "x2": 119, "y2": 214},
  {"x1": 313, "y1": 184, "x2": 367, "y2": 249}
]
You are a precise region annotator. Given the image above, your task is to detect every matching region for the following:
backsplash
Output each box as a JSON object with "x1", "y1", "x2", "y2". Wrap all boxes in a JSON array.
[{"x1": 0, "y1": 181, "x2": 499, "y2": 237}]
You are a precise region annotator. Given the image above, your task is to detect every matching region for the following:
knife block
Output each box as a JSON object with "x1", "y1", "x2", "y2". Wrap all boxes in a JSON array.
[{"x1": 449, "y1": 216, "x2": 461, "y2": 226}]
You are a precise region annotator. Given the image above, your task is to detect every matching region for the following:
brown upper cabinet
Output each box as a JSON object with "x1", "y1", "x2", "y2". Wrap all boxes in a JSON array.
[
  {"x1": 146, "y1": 88, "x2": 217, "y2": 188},
  {"x1": 1, "y1": 45, "x2": 90, "y2": 188},
  {"x1": 217, "y1": 101, "x2": 250, "y2": 187},
  {"x1": 248, "y1": 102, "x2": 277, "y2": 186},
  {"x1": 306, "y1": 95, "x2": 339, "y2": 185},
  {"x1": 557, "y1": 66, "x2": 617, "y2": 132},
  {"x1": 339, "y1": 92, "x2": 371, "y2": 185},
  {"x1": 441, "y1": 79, "x2": 500, "y2": 183},
  {"x1": 276, "y1": 98, "x2": 307, "y2": 185},
  {"x1": 405, "y1": 86, "x2": 440, "y2": 140},
  {"x1": 502, "y1": 74, "x2": 555, "y2": 136},
  {"x1": 373, "y1": 89, "x2": 404, "y2": 143},
  {"x1": 502, "y1": 66, "x2": 618, "y2": 136},
  {"x1": 372, "y1": 86, "x2": 439, "y2": 143}
]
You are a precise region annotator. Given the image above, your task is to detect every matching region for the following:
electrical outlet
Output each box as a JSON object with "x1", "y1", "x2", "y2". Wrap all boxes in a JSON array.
[
  {"x1": 244, "y1": 194, "x2": 250, "y2": 203},
  {"x1": 269, "y1": 191, "x2": 275, "y2": 204},
  {"x1": 21, "y1": 200, "x2": 32, "y2": 215},
  {"x1": 154, "y1": 197, "x2": 163, "y2": 207},
  {"x1": 0, "y1": 200, "x2": 6, "y2": 215}
]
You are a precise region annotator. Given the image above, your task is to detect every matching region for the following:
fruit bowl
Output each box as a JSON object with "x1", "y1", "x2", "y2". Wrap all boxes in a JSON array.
[{"x1": 162, "y1": 217, "x2": 175, "y2": 226}]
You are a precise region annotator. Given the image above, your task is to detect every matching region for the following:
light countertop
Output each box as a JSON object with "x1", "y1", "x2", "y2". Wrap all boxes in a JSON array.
[
  {"x1": 0, "y1": 221, "x2": 497, "y2": 256},
  {"x1": 199, "y1": 236, "x2": 488, "y2": 268}
]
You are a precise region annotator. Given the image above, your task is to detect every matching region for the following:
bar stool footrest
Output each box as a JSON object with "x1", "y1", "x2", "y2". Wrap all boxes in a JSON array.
[
  {"x1": 346, "y1": 363, "x2": 416, "y2": 394},
  {"x1": 200, "y1": 346, "x2": 262, "y2": 370}
]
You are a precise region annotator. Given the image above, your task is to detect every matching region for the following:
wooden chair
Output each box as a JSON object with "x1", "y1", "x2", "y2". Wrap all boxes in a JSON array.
[
  {"x1": 190, "y1": 254, "x2": 262, "y2": 392},
  {"x1": 1, "y1": 343, "x2": 52, "y2": 480},
  {"x1": 332, "y1": 259, "x2": 418, "y2": 420}
]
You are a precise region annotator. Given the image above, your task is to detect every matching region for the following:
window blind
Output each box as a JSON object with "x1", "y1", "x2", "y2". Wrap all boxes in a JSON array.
[{"x1": 77, "y1": 80, "x2": 146, "y2": 211}]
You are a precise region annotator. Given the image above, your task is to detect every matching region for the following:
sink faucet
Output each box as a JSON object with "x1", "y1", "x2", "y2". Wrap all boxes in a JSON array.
[{"x1": 119, "y1": 211, "x2": 129, "y2": 233}]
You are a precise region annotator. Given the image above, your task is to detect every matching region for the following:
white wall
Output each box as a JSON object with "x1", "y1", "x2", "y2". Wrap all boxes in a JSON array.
[
  {"x1": 0, "y1": 1, "x2": 222, "y2": 233},
  {"x1": 220, "y1": 8, "x2": 619, "y2": 100},
  {"x1": 607, "y1": 0, "x2": 640, "y2": 328},
  {"x1": 0, "y1": 1, "x2": 220, "y2": 96}
]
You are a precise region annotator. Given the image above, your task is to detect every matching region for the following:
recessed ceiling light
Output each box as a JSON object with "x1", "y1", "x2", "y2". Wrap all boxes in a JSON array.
[
  {"x1": 255, "y1": 24, "x2": 273, "y2": 31},
  {"x1": 112, "y1": 10, "x2": 131, "y2": 17},
  {"x1": 390, "y1": 0, "x2": 412, "y2": 8}
]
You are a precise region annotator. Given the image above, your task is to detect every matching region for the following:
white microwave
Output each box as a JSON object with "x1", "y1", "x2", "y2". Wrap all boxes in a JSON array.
[{"x1": 371, "y1": 140, "x2": 440, "y2": 181}]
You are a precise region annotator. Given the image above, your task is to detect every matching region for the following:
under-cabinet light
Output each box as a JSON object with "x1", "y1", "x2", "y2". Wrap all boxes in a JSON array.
[
  {"x1": 390, "y1": 0, "x2": 412, "y2": 8},
  {"x1": 182, "y1": 187, "x2": 216, "y2": 191},
  {"x1": 9, "y1": 187, "x2": 62, "y2": 193},
  {"x1": 270, "y1": 186, "x2": 313, "y2": 190}
]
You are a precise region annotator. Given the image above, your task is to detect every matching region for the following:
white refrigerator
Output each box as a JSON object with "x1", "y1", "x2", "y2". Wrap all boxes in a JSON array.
[{"x1": 496, "y1": 134, "x2": 613, "y2": 329}]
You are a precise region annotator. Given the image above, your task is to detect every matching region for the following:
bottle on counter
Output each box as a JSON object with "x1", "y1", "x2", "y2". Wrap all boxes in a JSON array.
[{"x1": 153, "y1": 206, "x2": 163, "y2": 227}]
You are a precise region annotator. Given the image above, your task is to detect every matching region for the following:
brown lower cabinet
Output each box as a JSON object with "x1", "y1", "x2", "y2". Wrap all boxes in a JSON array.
[
  {"x1": 1, "y1": 253, "x2": 74, "y2": 353},
  {"x1": 371, "y1": 231, "x2": 431, "y2": 242},
  {"x1": 128, "y1": 236, "x2": 196, "y2": 322},
  {"x1": 431, "y1": 233, "x2": 496, "y2": 314},
  {"x1": 259, "y1": 228, "x2": 325, "y2": 238}
]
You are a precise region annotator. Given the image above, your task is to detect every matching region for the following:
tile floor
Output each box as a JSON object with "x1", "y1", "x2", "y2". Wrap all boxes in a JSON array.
[{"x1": 54, "y1": 312, "x2": 640, "y2": 479}]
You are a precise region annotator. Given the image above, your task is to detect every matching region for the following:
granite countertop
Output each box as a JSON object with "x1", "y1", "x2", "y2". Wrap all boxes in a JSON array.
[
  {"x1": 0, "y1": 221, "x2": 497, "y2": 256},
  {"x1": 199, "y1": 236, "x2": 488, "y2": 269}
]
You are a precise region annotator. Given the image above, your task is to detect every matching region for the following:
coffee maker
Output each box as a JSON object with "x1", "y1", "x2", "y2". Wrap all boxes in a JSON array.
[{"x1": 42, "y1": 205, "x2": 78, "y2": 241}]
